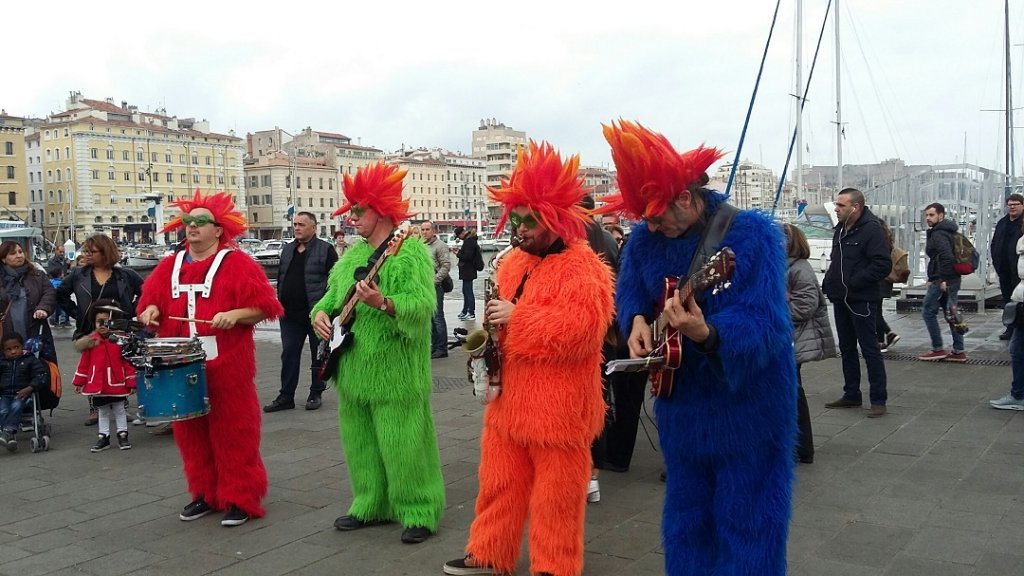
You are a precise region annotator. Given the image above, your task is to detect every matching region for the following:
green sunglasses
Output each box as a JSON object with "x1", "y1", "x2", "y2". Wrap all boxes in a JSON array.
[
  {"x1": 508, "y1": 212, "x2": 539, "y2": 230},
  {"x1": 181, "y1": 214, "x2": 219, "y2": 227}
]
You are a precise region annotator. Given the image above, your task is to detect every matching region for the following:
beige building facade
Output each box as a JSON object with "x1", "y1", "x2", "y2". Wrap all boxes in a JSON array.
[
  {"x1": 29, "y1": 92, "x2": 245, "y2": 245},
  {"x1": 0, "y1": 112, "x2": 29, "y2": 224},
  {"x1": 387, "y1": 148, "x2": 487, "y2": 232},
  {"x1": 246, "y1": 127, "x2": 383, "y2": 238}
]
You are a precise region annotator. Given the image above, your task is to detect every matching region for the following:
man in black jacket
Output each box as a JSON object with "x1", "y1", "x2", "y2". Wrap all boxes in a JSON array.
[
  {"x1": 453, "y1": 226, "x2": 482, "y2": 321},
  {"x1": 990, "y1": 193, "x2": 1024, "y2": 340},
  {"x1": 918, "y1": 203, "x2": 967, "y2": 363},
  {"x1": 821, "y1": 188, "x2": 892, "y2": 418},
  {"x1": 264, "y1": 212, "x2": 338, "y2": 412}
]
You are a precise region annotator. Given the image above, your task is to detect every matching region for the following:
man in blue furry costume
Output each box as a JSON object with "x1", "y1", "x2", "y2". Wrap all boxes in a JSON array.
[{"x1": 599, "y1": 121, "x2": 796, "y2": 575}]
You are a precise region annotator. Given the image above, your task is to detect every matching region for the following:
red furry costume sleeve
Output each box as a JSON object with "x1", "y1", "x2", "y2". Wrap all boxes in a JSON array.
[
  {"x1": 138, "y1": 251, "x2": 283, "y2": 517},
  {"x1": 485, "y1": 240, "x2": 614, "y2": 447}
]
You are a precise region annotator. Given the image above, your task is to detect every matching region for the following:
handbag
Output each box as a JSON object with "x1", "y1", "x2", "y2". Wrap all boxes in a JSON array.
[
  {"x1": 1003, "y1": 302, "x2": 1022, "y2": 327},
  {"x1": 441, "y1": 275, "x2": 454, "y2": 293}
]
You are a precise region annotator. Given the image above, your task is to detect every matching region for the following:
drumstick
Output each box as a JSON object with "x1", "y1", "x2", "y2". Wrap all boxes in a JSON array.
[{"x1": 169, "y1": 316, "x2": 214, "y2": 325}]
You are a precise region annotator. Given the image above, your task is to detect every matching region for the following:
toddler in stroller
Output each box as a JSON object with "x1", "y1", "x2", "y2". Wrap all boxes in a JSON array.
[{"x1": 0, "y1": 333, "x2": 50, "y2": 453}]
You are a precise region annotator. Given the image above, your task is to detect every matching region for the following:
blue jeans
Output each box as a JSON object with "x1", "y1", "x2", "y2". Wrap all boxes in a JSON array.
[
  {"x1": 922, "y1": 279, "x2": 964, "y2": 353},
  {"x1": 278, "y1": 314, "x2": 326, "y2": 400},
  {"x1": 461, "y1": 279, "x2": 476, "y2": 315},
  {"x1": 0, "y1": 395, "x2": 27, "y2": 432},
  {"x1": 1009, "y1": 327, "x2": 1024, "y2": 400},
  {"x1": 832, "y1": 300, "x2": 888, "y2": 406},
  {"x1": 431, "y1": 284, "x2": 448, "y2": 354}
]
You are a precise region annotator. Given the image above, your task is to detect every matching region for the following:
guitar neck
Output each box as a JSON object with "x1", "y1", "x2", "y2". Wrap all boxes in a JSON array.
[{"x1": 338, "y1": 245, "x2": 393, "y2": 323}]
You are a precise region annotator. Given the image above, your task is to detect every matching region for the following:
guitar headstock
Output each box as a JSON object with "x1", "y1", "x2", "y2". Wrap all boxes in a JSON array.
[
  {"x1": 690, "y1": 247, "x2": 736, "y2": 295},
  {"x1": 385, "y1": 229, "x2": 407, "y2": 257}
]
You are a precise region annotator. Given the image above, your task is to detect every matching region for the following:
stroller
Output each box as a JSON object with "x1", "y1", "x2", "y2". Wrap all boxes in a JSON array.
[{"x1": 18, "y1": 337, "x2": 60, "y2": 453}]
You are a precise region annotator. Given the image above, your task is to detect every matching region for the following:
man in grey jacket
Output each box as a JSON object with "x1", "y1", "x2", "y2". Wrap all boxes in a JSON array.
[
  {"x1": 265, "y1": 212, "x2": 338, "y2": 412},
  {"x1": 421, "y1": 221, "x2": 452, "y2": 359},
  {"x1": 918, "y1": 203, "x2": 966, "y2": 362}
]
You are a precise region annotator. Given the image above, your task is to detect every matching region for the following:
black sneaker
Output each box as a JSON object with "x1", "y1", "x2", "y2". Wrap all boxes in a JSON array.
[
  {"x1": 4, "y1": 431, "x2": 16, "y2": 453},
  {"x1": 333, "y1": 515, "x2": 390, "y2": 531},
  {"x1": 180, "y1": 497, "x2": 213, "y2": 521},
  {"x1": 443, "y1": 556, "x2": 497, "y2": 575},
  {"x1": 117, "y1": 432, "x2": 132, "y2": 450},
  {"x1": 262, "y1": 396, "x2": 295, "y2": 413},
  {"x1": 401, "y1": 526, "x2": 432, "y2": 544},
  {"x1": 305, "y1": 394, "x2": 322, "y2": 411},
  {"x1": 221, "y1": 504, "x2": 249, "y2": 527},
  {"x1": 90, "y1": 434, "x2": 110, "y2": 453}
]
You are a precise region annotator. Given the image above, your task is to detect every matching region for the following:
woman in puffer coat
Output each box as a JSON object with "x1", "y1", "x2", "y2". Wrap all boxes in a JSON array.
[{"x1": 783, "y1": 224, "x2": 837, "y2": 464}]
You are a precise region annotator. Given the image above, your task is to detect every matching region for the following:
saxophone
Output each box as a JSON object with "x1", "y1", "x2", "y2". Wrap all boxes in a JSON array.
[{"x1": 464, "y1": 235, "x2": 521, "y2": 403}]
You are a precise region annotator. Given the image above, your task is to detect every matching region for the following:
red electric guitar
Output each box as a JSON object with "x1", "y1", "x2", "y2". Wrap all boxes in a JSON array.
[
  {"x1": 648, "y1": 247, "x2": 736, "y2": 399},
  {"x1": 315, "y1": 231, "x2": 407, "y2": 381}
]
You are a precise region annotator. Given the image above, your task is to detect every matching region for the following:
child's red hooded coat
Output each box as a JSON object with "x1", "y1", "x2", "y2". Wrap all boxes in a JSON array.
[{"x1": 72, "y1": 335, "x2": 136, "y2": 396}]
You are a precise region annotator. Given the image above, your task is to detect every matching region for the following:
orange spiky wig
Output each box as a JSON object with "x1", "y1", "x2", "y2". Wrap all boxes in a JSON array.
[
  {"x1": 595, "y1": 119, "x2": 725, "y2": 220},
  {"x1": 489, "y1": 140, "x2": 591, "y2": 242},
  {"x1": 332, "y1": 161, "x2": 414, "y2": 223},
  {"x1": 161, "y1": 189, "x2": 248, "y2": 246}
]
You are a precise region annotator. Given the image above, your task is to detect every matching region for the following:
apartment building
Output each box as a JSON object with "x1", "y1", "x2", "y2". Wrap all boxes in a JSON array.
[
  {"x1": 0, "y1": 111, "x2": 28, "y2": 223},
  {"x1": 471, "y1": 119, "x2": 526, "y2": 188},
  {"x1": 711, "y1": 160, "x2": 778, "y2": 210},
  {"x1": 387, "y1": 148, "x2": 487, "y2": 231},
  {"x1": 29, "y1": 92, "x2": 245, "y2": 244},
  {"x1": 246, "y1": 127, "x2": 383, "y2": 238}
]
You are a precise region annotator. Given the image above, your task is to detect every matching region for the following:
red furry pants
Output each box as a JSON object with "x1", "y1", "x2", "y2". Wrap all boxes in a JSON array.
[
  {"x1": 172, "y1": 366, "x2": 267, "y2": 517},
  {"x1": 467, "y1": 426, "x2": 591, "y2": 576}
]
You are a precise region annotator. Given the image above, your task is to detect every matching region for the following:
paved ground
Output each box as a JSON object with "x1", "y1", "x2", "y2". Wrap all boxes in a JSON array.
[{"x1": 1, "y1": 297, "x2": 1022, "y2": 576}]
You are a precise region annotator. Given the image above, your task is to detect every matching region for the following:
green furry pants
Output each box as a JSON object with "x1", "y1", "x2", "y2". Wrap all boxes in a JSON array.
[{"x1": 338, "y1": 397, "x2": 446, "y2": 530}]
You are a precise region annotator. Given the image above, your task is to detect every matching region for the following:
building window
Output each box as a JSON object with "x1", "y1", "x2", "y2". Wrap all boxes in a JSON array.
[
  {"x1": 319, "y1": 178, "x2": 324, "y2": 189},
  {"x1": 192, "y1": 155, "x2": 198, "y2": 165},
  {"x1": 123, "y1": 150, "x2": 130, "y2": 161},
  {"x1": 137, "y1": 151, "x2": 144, "y2": 162},
  {"x1": 65, "y1": 147, "x2": 70, "y2": 158},
  {"x1": 206, "y1": 175, "x2": 212, "y2": 184},
  {"x1": 7, "y1": 192, "x2": 15, "y2": 205},
  {"x1": 63, "y1": 128, "x2": 69, "y2": 137},
  {"x1": 296, "y1": 178, "x2": 301, "y2": 189},
  {"x1": 263, "y1": 194, "x2": 271, "y2": 204},
  {"x1": 218, "y1": 175, "x2": 224, "y2": 185},
  {"x1": 153, "y1": 172, "x2": 160, "y2": 182},
  {"x1": 110, "y1": 194, "x2": 117, "y2": 204},
  {"x1": 261, "y1": 175, "x2": 271, "y2": 187},
  {"x1": 231, "y1": 176, "x2": 236, "y2": 185},
  {"x1": 167, "y1": 172, "x2": 173, "y2": 182},
  {"x1": 285, "y1": 176, "x2": 290, "y2": 188},
  {"x1": 108, "y1": 171, "x2": 115, "y2": 180},
  {"x1": 180, "y1": 174, "x2": 187, "y2": 183},
  {"x1": 91, "y1": 148, "x2": 98, "y2": 159},
  {"x1": 56, "y1": 170, "x2": 62, "y2": 182},
  {"x1": 66, "y1": 168, "x2": 71, "y2": 182},
  {"x1": 307, "y1": 177, "x2": 312, "y2": 189},
  {"x1": 111, "y1": 216, "x2": 118, "y2": 223},
  {"x1": 92, "y1": 170, "x2": 99, "y2": 180},
  {"x1": 329, "y1": 178, "x2": 334, "y2": 190},
  {"x1": 124, "y1": 172, "x2": 131, "y2": 181},
  {"x1": 180, "y1": 154, "x2": 186, "y2": 164},
  {"x1": 47, "y1": 170, "x2": 52, "y2": 182},
  {"x1": 253, "y1": 212, "x2": 258, "y2": 222},
  {"x1": 107, "y1": 148, "x2": 114, "y2": 160},
  {"x1": 54, "y1": 149, "x2": 60, "y2": 160},
  {"x1": 152, "y1": 152, "x2": 159, "y2": 163},
  {"x1": 165, "y1": 153, "x2": 172, "y2": 163},
  {"x1": 139, "y1": 171, "x2": 146, "y2": 182},
  {"x1": 193, "y1": 173, "x2": 200, "y2": 184},
  {"x1": 319, "y1": 198, "x2": 324, "y2": 208},
  {"x1": 6, "y1": 166, "x2": 13, "y2": 179},
  {"x1": 205, "y1": 156, "x2": 211, "y2": 165}
]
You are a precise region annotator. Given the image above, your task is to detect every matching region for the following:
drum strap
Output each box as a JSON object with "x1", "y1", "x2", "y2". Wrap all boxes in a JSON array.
[{"x1": 171, "y1": 249, "x2": 232, "y2": 337}]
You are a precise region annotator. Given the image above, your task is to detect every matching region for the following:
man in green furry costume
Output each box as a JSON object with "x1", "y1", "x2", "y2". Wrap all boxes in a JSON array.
[{"x1": 312, "y1": 161, "x2": 444, "y2": 545}]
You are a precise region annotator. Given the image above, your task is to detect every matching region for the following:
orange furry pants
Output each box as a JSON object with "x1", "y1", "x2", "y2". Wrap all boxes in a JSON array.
[{"x1": 466, "y1": 426, "x2": 591, "y2": 576}]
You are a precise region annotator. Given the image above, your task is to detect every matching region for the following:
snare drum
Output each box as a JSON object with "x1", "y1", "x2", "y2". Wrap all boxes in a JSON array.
[{"x1": 136, "y1": 337, "x2": 210, "y2": 422}]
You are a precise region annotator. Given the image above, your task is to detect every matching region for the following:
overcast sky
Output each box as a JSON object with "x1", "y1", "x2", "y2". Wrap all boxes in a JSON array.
[{"x1": 3, "y1": 1, "x2": 1020, "y2": 179}]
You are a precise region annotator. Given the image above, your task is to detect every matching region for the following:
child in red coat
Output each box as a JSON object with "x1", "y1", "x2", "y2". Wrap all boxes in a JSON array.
[{"x1": 73, "y1": 303, "x2": 136, "y2": 452}]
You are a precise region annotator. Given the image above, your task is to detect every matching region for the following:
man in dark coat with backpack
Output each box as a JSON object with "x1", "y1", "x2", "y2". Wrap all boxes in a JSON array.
[
  {"x1": 821, "y1": 188, "x2": 892, "y2": 418},
  {"x1": 991, "y1": 193, "x2": 1024, "y2": 340},
  {"x1": 918, "y1": 202, "x2": 967, "y2": 363}
]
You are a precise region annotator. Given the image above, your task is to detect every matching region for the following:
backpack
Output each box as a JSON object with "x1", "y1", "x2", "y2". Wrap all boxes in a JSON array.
[
  {"x1": 36, "y1": 359, "x2": 61, "y2": 411},
  {"x1": 951, "y1": 232, "x2": 980, "y2": 275},
  {"x1": 886, "y1": 246, "x2": 910, "y2": 283}
]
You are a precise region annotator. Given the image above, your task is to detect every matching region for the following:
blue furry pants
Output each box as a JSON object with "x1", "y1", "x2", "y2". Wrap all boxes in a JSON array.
[{"x1": 662, "y1": 443, "x2": 792, "y2": 575}]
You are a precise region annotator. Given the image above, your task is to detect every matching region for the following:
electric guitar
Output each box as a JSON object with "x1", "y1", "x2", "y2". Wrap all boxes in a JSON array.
[
  {"x1": 648, "y1": 247, "x2": 736, "y2": 399},
  {"x1": 316, "y1": 231, "x2": 407, "y2": 381}
]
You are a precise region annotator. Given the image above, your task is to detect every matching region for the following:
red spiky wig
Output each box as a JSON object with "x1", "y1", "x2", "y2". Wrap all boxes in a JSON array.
[
  {"x1": 161, "y1": 189, "x2": 248, "y2": 247},
  {"x1": 595, "y1": 119, "x2": 725, "y2": 219},
  {"x1": 489, "y1": 140, "x2": 591, "y2": 242},
  {"x1": 332, "y1": 161, "x2": 414, "y2": 223}
]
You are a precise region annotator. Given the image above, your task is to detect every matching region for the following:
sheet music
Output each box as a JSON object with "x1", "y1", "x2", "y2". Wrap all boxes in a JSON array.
[{"x1": 605, "y1": 356, "x2": 664, "y2": 375}]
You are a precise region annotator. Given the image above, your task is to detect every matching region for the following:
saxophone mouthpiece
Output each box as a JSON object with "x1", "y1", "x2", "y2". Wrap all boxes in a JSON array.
[{"x1": 509, "y1": 235, "x2": 522, "y2": 248}]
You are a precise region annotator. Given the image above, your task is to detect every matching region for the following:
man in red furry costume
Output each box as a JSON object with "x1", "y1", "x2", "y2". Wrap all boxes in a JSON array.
[
  {"x1": 138, "y1": 190, "x2": 283, "y2": 527},
  {"x1": 443, "y1": 142, "x2": 614, "y2": 576}
]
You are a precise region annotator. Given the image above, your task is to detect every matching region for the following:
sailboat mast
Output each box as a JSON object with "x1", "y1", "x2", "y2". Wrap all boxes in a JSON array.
[
  {"x1": 795, "y1": 0, "x2": 804, "y2": 202},
  {"x1": 835, "y1": 0, "x2": 843, "y2": 191},
  {"x1": 1006, "y1": 0, "x2": 1015, "y2": 199}
]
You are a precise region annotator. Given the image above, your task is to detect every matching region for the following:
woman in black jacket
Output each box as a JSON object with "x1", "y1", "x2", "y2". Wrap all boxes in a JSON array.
[
  {"x1": 56, "y1": 234, "x2": 144, "y2": 340},
  {"x1": 55, "y1": 235, "x2": 143, "y2": 426},
  {"x1": 0, "y1": 241, "x2": 57, "y2": 364},
  {"x1": 454, "y1": 227, "x2": 483, "y2": 320}
]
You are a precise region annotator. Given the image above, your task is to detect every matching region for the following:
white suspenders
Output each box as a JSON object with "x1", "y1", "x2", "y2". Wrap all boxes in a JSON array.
[{"x1": 170, "y1": 248, "x2": 231, "y2": 358}]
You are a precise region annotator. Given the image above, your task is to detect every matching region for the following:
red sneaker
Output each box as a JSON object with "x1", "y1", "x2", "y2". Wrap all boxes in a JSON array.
[
  {"x1": 945, "y1": 352, "x2": 968, "y2": 363},
  {"x1": 917, "y1": 350, "x2": 949, "y2": 361}
]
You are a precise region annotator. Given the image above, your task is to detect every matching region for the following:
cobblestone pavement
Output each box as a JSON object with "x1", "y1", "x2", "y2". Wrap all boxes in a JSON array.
[{"x1": 1, "y1": 301, "x2": 1022, "y2": 575}]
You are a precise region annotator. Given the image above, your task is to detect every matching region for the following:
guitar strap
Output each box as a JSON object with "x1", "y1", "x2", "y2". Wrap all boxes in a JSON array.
[
  {"x1": 687, "y1": 201, "x2": 738, "y2": 306},
  {"x1": 354, "y1": 233, "x2": 395, "y2": 283}
]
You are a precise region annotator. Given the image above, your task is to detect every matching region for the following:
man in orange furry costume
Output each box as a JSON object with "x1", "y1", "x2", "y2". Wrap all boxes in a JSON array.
[
  {"x1": 138, "y1": 190, "x2": 283, "y2": 527},
  {"x1": 443, "y1": 142, "x2": 614, "y2": 576}
]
